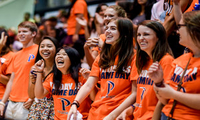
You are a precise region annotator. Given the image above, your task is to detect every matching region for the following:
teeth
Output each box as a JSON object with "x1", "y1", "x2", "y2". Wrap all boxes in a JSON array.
[{"x1": 43, "y1": 52, "x2": 49, "y2": 55}]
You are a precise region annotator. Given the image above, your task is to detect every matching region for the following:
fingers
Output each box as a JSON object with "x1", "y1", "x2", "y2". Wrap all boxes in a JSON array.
[
  {"x1": 0, "y1": 106, "x2": 4, "y2": 117},
  {"x1": 0, "y1": 32, "x2": 7, "y2": 46}
]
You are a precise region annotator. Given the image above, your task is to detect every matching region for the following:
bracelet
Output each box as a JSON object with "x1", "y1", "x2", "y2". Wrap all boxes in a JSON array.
[
  {"x1": 155, "y1": 80, "x2": 164, "y2": 87},
  {"x1": 71, "y1": 100, "x2": 80, "y2": 108},
  {"x1": 0, "y1": 101, "x2": 5, "y2": 106},
  {"x1": 36, "y1": 71, "x2": 43, "y2": 73}
]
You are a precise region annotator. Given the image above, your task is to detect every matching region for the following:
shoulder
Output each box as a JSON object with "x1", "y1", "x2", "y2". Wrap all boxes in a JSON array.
[{"x1": 160, "y1": 53, "x2": 174, "y2": 65}]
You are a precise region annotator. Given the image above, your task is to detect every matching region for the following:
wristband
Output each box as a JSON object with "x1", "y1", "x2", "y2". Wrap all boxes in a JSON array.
[
  {"x1": 155, "y1": 80, "x2": 164, "y2": 87},
  {"x1": 71, "y1": 100, "x2": 80, "y2": 108},
  {"x1": 0, "y1": 101, "x2": 5, "y2": 106}
]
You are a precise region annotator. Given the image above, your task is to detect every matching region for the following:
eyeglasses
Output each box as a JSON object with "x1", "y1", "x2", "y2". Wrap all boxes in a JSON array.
[{"x1": 177, "y1": 24, "x2": 186, "y2": 29}]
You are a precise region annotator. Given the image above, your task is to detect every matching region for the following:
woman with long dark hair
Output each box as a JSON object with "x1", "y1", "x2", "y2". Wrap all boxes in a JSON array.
[
  {"x1": 68, "y1": 18, "x2": 136, "y2": 120},
  {"x1": 34, "y1": 47, "x2": 91, "y2": 120}
]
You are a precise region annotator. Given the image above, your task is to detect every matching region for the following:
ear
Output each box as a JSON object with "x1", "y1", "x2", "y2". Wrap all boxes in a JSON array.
[{"x1": 32, "y1": 31, "x2": 37, "y2": 38}]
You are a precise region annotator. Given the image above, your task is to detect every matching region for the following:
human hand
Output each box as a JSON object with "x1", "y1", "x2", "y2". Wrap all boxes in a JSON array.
[
  {"x1": 67, "y1": 105, "x2": 78, "y2": 120},
  {"x1": 84, "y1": 37, "x2": 100, "y2": 48},
  {"x1": 0, "y1": 103, "x2": 5, "y2": 117},
  {"x1": 30, "y1": 66, "x2": 37, "y2": 84},
  {"x1": 34, "y1": 59, "x2": 44, "y2": 73},
  {"x1": 95, "y1": 13, "x2": 104, "y2": 25},
  {"x1": 154, "y1": 83, "x2": 176, "y2": 99},
  {"x1": 0, "y1": 32, "x2": 7, "y2": 50},
  {"x1": 80, "y1": 68, "x2": 90, "y2": 80},
  {"x1": 148, "y1": 61, "x2": 163, "y2": 83},
  {"x1": 76, "y1": 17, "x2": 87, "y2": 27},
  {"x1": 116, "y1": 110, "x2": 128, "y2": 120},
  {"x1": 23, "y1": 98, "x2": 34, "y2": 109},
  {"x1": 173, "y1": 0, "x2": 180, "y2": 5}
]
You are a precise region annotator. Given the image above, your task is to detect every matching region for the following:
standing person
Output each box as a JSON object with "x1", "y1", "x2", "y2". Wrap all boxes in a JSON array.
[
  {"x1": 0, "y1": 29, "x2": 15, "y2": 119},
  {"x1": 34, "y1": 47, "x2": 91, "y2": 120},
  {"x1": 148, "y1": 10, "x2": 200, "y2": 120},
  {"x1": 64, "y1": 0, "x2": 88, "y2": 46},
  {"x1": 0, "y1": 21, "x2": 38, "y2": 119},
  {"x1": 28, "y1": 36, "x2": 59, "y2": 119},
  {"x1": 68, "y1": 18, "x2": 136, "y2": 120},
  {"x1": 116, "y1": 20, "x2": 174, "y2": 120}
]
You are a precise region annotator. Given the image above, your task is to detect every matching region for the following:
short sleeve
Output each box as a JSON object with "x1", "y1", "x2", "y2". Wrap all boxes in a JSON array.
[
  {"x1": 89, "y1": 55, "x2": 100, "y2": 78},
  {"x1": 43, "y1": 73, "x2": 54, "y2": 94},
  {"x1": 73, "y1": 1, "x2": 85, "y2": 14}
]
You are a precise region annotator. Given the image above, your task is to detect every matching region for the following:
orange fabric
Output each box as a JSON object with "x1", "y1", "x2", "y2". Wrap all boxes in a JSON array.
[
  {"x1": 132, "y1": 54, "x2": 174, "y2": 120},
  {"x1": 0, "y1": 51, "x2": 15, "y2": 99},
  {"x1": 43, "y1": 73, "x2": 91, "y2": 120},
  {"x1": 185, "y1": 0, "x2": 199, "y2": 12},
  {"x1": 9, "y1": 44, "x2": 38, "y2": 102},
  {"x1": 162, "y1": 53, "x2": 200, "y2": 119},
  {"x1": 67, "y1": 0, "x2": 88, "y2": 35},
  {"x1": 87, "y1": 55, "x2": 135, "y2": 120}
]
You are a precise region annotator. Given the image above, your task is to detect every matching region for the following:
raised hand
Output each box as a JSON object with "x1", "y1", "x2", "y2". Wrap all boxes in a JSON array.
[
  {"x1": 34, "y1": 59, "x2": 44, "y2": 73},
  {"x1": 80, "y1": 68, "x2": 90, "y2": 80},
  {"x1": 76, "y1": 17, "x2": 87, "y2": 27},
  {"x1": 147, "y1": 61, "x2": 163, "y2": 83}
]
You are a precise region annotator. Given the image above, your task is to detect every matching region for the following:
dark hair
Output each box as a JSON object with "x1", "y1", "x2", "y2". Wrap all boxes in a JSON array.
[
  {"x1": 99, "y1": 18, "x2": 134, "y2": 74},
  {"x1": 130, "y1": 0, "x2": 156, "y2": 20},
  {"x1": 35, "y1": 36, "x2": 59, "y2": 63},
  {"x1": 53, "y1": 47, "x2": 81, "y2": 94},
  {"x1": 0, "y1": 29, "x2": 12, "y2": 56},
  {"x1": 135, "y1": 20, "x2": 173, "y2": 74},
  {"x1": 95, "y1": 3, "x2": 108, "y2": 13},
  {"x1": 182, "y1": 10, "x2": 200, "y2": 48},
  {"x1": 18, "y1": 21, "x2": 38, "y2": 34}
]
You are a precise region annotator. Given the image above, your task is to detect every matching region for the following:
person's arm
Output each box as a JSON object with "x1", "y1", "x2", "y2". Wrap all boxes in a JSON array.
[
  {"x1": 95, "y1": 13, "x2": 104, "y2": 35},
  {"x1": 0, "y1": 74, "x2": 10, "y2": 85},
  {"x1": 155, "y1": 83, "x2": 200, "y2": 110},
  {"x1": 152, "y1": 101, "x2": 164, "y2": 120},
  {"x1": 67, "y1": 76, "x2": 99, "y2": 120},
  {"x1": 163, "y1": 0, "x2": 192, "y2": 36},
  {"x1": 116, "y1": 106, "x2": 134, "y2": 120},
  {"x1": 173, "y1": 0, "x2": 182, "y2": 25},
  {"x1": 0, "y1": 72, "x2": 14, "y2": 116},
  {"x1": 28, "y1": 66, "x2": 37, "y2": 99},
  {"x1": 84, "y1": 38, "x2": 99, "y2": 67},
  {"x1": 76, "y1": 17, "x2": 90, "y2": 40},
  {"x1": 34, "y1": 60, "x2": 49, "y2": 99},
  {"x1": 72, "y1": 14, "x2": 84, "y2": 43},
  {"x1": 103, "y1": 81, "x2": 137, "y2": 120},
  {"x1": 0, "y1": 32, "x2": 7, "y2": 53}
]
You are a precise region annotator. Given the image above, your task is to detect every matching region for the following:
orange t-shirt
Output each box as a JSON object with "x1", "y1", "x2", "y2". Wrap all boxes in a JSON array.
[
  {"x1": 0, "y1": 51, "x2": 15, "y2": 99},
  {"x1": 162, "y1": 53, "x2": 200, "y2": 119},
  {"x1": 43, "y1": 73, "x2": 91, "y2": 120},
  {"x1": 9, "y1": 44, "x2": 38, "y2": 102},
  {"x1": 132, "y1": 54, "x2": 174, "y2": 120},
  {"x1": 185, "y1": 0, "x2": 199, "y2": 12},
  {"x1": 67, "y1": 0, "x2": 88, "y2": 35},
  {"x1": 87, "y1": 55, "x2": 135, "y2": 120}
]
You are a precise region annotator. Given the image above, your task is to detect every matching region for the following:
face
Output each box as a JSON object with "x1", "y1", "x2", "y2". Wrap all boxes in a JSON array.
[
  {"x1": 137, "y1": 25, "x2": 158, "y2": 56},
  {"x1": 177, "y1": 18, "x2": 193, "y2": 48},
  {"x1": 39, "y1": 39, "x2": 56, "y2": 60},
  {"x1": 17, "y1": 27, "x2": 36, "y2": 45},
  {"x1": 55, "y1": 49, "x2": 71, "y2": 73},
  {"x1": 99, "y1": 5, "x2": 108, "y2": 18},
  {"x1": 104, "y1": 8, "x2": 118, "y2": 25},
  {"x1": 137, "y1": 0, "x2": 147, "y2": 5},
  {"x1": 105, "y1": 21, "x2": 119, "y2": 44}
]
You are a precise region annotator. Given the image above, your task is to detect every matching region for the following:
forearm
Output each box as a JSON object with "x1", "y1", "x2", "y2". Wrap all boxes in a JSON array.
[
  {"x1": 109, "y1": 93, "x2": 136, "y2": 119},
  {"x1": 75, "y1": 77, "x2": 98, "y2": 104},
  {"x1": 172, "y1": 91, "x2": 200, "y2": 110},
  {"x1": 1, "y1": 73, "x2": 14, "y2": 103},
  {"x1": 84, "y1": 26, "x2": 90, "y2": 40},
  {"x1": 84, "y1": 46, "x2": 95, "y2": 67},
  {"x1": 0, "y1": 74, "x2": 10, "y2": 85},
  {"x1": 35, "y1": 73, "x2": 46, "y2": 99},
  {"x1": 173, "y1": 1, "x2": 182, "y2": 25},
  {"x1": 28, "y1": 79, "x2": 35, "y2": 99},
  {"x1": 75, "y1": 20, "x2": 82, "y2": 35},
  {"x1": 152, "y1": 101, "x2": 164, "y2": 120}
]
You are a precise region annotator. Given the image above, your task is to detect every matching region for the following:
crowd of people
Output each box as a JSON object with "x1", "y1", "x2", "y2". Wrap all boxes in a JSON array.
[{"x1": 0, "y1": 0, "x2": 200, "y2": 119}]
